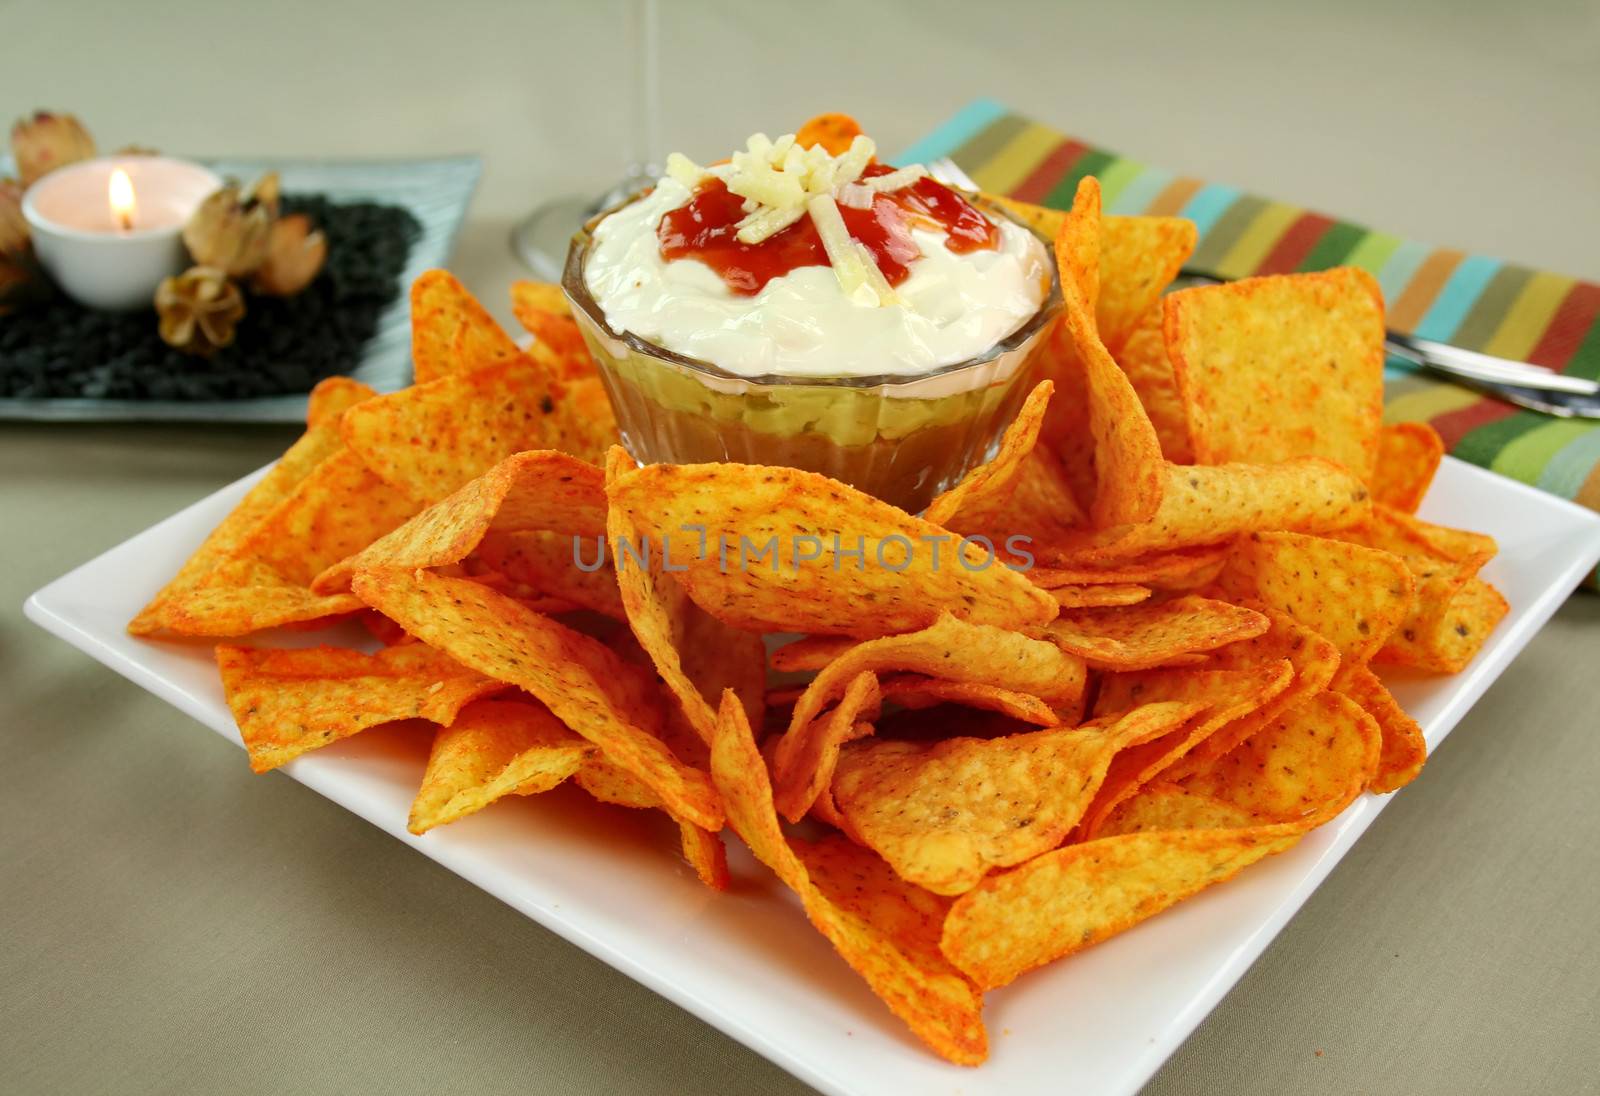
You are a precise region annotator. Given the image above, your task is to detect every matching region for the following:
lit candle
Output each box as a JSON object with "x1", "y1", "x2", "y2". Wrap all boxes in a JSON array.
[
  {"x1": 109, "y1": 167, "x2": 136, "y2": 233},
  {"x1": 20, "y1": 156, "x2": 221, "y2": 311}
]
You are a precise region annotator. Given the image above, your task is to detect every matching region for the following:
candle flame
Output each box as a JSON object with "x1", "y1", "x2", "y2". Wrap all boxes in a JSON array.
[{"x1": 108, "y1": 167, "x2": 136, "y2": 232}]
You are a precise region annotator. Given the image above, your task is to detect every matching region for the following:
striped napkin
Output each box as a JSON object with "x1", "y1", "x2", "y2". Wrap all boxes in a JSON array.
[{"x1": 900, "y1": 100, "x2": 1600, "y2": 582}]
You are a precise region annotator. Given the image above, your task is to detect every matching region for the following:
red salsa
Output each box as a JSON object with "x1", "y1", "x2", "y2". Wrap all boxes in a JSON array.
[{"x1": 656, "y1": 163, "x2": 1000, "y2": 296}]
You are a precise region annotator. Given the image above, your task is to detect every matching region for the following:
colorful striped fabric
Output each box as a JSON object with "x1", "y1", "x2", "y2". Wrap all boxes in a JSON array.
[{"x1": 901, "y1": 101, "x2": 1600, "y2": 583}]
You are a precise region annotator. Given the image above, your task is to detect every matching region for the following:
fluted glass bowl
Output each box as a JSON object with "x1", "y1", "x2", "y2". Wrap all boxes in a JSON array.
[{"x1": 561, "y1": 195, "x2": 1061, "y2": 514}]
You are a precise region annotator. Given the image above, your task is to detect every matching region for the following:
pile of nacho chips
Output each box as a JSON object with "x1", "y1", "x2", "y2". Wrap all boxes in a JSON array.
[{"x1": 130, "y1": 139, "x2": 1505, "y2": 1066}]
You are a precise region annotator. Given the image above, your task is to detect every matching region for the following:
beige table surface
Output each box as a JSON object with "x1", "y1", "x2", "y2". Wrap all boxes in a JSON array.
[{"x1": 4, "y1": 1, "x2": 1599, "y2": 1093}]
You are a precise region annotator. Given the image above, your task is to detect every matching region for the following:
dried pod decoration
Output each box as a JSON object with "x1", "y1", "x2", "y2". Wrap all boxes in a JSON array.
[
  {"x1": 11, "y1": 110, "x2": 96, "y2": 187},
  {"x1": 252, "y1": 213, "x2": 327, "y2": 297},
  {"x1": 0, "y1": 176, "x2": 47, "y2": 314},
  {"x1": 182, "y1": 173, "x2": 278, "y2": 277},
  {"x1": 156, "y1": 266, "x2": 247, "y2": 356}
]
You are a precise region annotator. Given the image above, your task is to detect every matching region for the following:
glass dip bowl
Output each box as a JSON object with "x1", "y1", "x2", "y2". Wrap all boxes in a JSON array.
[{"x1": 561, "y1": 195, "x2": 1062, "y2": 514}]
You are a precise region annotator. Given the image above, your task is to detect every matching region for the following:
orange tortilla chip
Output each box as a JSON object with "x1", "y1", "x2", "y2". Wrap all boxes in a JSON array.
[
  {"x1": 832, "y1": 701, "x2": 1199, "y2": 895},
  {"x1": 129, "y1": 377, "x2": 376, "y2": 635},
  {"x1": 1028, "y1": 545, "x2": 1231, "y2": 589},
  {"x1": 408, "y1": 697, "x2": 594, "y2": 833},
  {"x1": 923, "y1": 380, "x2": 1053, "y2": 531},
  {"x1": 351, "y1": 568, "x2": 722, "y2": 831},
  {"x1": 1098, "y1": 782, "x2": 1263, "y2": 835},
  {"x1": 878, "y1": 676, "x2": 1062, "y2": 727},
  {"x1": 409, "y1": 269, "x2": 521, "y2": 385},
  {"x1": 1043, "y1": 458, "x2": 1371, "y2": 563},
  {"x1": 794, "y1": 113, "x2": 864, "y2": 156},
  {"x1": 940, "y1": 714, "x2": 1369, "y2": 990},
  {"x1": 1096, "y1": 215, "x2": 1197, "y2": 357},
  {"x1": 158, "y1": 448, "x2": 421, "y2": 636},
  {"x1": 1115, "y1": 302, "x2": 1194, "y2": 463},
  {"x1": 1164, "y1": 268, "x2": 1386, "y2": 480},
  {"x1": 1179, "y1": 691, "x2": 1381, "y2": 818},
  {"x1": 1375, "y1": 576, "x2": 1506, "y2": 673},
  {"x1": 941, "y1": 811, "x2": 1315, "y2": 990},
  {"x1": 473, "y1": 530, "x2": 624, "y2": 618},
  {"x1": 509, "y1": 279, "x2": 590, "y2": 366},
  {"x1": 607, "y1": 447, "x2": 737, "y2": 745},
  {"x1": 1372, "y1": 421, "x2": 1444, "y2": 513},
  {"x1": 607, "y1": 461, "x2": 1058, "y2": 637},
  {"x1": 711, "y1": 693, "x2": 987, "y2": 1065},
  {"x1": 313, "y1": 449, "x2": 605, "y2": 594},
  {"x1": 1158, "y1": 606, "x2": 1342, "y2": 782},
  {"x1": 771, "y1": 671, "x2": 881, "y2": 822},
  {"x1": 217, "y1": 643, "x2": 505, "y2": 773},
  {"x1": 341, "y1": 357, "x2": 601, "y2": 506},
  {"x1": 785, "y1": 612, "x2": 1086, "y2": 741},
  {"x1": 1334, "y1": 663, "x2": 1426, "y2": 793},
  {"x1": 1079, "y1": 661, "x2": 1294, "y2": 839},
  {"x1": 1215, "y1": 531, "x2": 1414, "y2": 664},
  {"x1": 1050, "y1": 584, "x2": 1151, "y2": 609},
  {"x1": 1055, "y1": 177, "x2": 1165, "y2": 528},
  {"x1": 1046, "y1": 596, "x2": 1269, "y2": 671}
]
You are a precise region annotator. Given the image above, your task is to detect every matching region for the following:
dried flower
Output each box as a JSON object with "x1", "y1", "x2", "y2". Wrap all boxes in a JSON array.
[
  {"x1": 156, "y1": 266, "x2": 246, "y2": 355},
  {"x1": 11, "y1": 110, "x2": 96, "y2": 187},
  {"x1": 251, "y1": 213, "x2": 326, "y2": 296},
  {"x1": 245, "y1": 171, "x2": 281, "y2": 219},
  {"x1": 0, "y1": 177, "x2": 45, "y2": 314},
  {"x1": 182, "y1": 176, "x2": 275, "y2": 276},
  {"x1": 0, "y1": 177, "x2": 28, "y2": 256}
]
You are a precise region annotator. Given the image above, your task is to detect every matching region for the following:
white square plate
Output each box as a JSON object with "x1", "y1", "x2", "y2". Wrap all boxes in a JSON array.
[{"x1": 24, "y1": 456, "x2": 1600, "y2": 1096}]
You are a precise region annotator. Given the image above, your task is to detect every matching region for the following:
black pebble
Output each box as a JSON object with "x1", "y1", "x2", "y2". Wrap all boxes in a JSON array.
[{"x1": 0, "y1": 194, "x2": 422, "y2": 401}]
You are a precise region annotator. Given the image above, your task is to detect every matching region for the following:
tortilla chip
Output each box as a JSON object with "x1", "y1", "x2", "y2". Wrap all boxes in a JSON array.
[
  {"x1": 472, "y1": 530, "x2": 624, "y2": 618},
  {"x1": 509, "y1": 279, "x2": 590, "y2": 366},
  {"x1": 217, "y1": 642, "x2": 505, "y2": 773},
  {"x1": 351, "y1": 568, "x2": 722, "y2": 830},
  {"x1": 1028, "y1": 545, "x2": 1231, "y2": 590},
  {"x1": 606, "y1": 461, "x2": 1057, "y2": 637},
  {"x1": 1215, "y1": 531, "x2": 1414, "y2": 664},
  {"x1": 795, "y1": 113, "x2": 864, "y2": 156},
  {"x1": 157, "y1": 448, "x2": 420, "y2": 636},
  {"x1": 941, "y1": 814, "x2": 1310, "y2": 989},
  {"x1": 1050, "y1": 584, "x2": 1151, "y2": 609},
  {"x1": 983, "y1": 196, "x2": 1197, "y2": 356},
  {"x1": 878, "y1": 676, "x2": 1062, "y2": 726},
  {"x1": 771, "y1": 635, "x2": 856, "y2": 673},
  {"x1": 940, "y1": 717, "x2": 1368, "y2": 990},
  {"x1": 129, "y1": 377, "x2": 376, "y2": 635},
  {"x1": 408, "y1": 697, "x2": 594, "y2": 833},
  {"x1": 1097, "y1": 782, "x2": 1263, "y2": 835},
  {"x1": 409, "y1": 269, "x2": 521, "y2": 385},
  {"x1": 711, "y1": 693, "x2": 987, "y2": 1065},
  {"x1": 923, "y1": 380, "x2": 1053, "y2": 531},
  {"x1": 1046, "y1": 596, "x2": 1269, "y2": 671},
  {"x1": 1164, "y1": 268, "x2": 1386, "y2": 480},
  {"x1": 1115, "y1": 302, "x2": 1194, "y2": 463},
  {"x1": 1180, "y1": 691, "x2": 1381, "y2": 817},
  {"x1": 772, "y1": 671, "x2": 882, "y2": 822},
  {"x1": 1372, "y1": 422, "x2": 1444, "y2": 513},
  {"x1": 1096, "y1": 215, "x2": 1197, "y2": 357},
  {"x1": 1334, "y1": 663, "x2": 1426, "y2": 793},
  {"x1": 1376, "y1": 577, "x2": 1507, "y2": 673},
  {"x1": 1055, "y1": 177, "x2": 1165, "y2": 528},
  {"x1": 832, "y1": 701, "x2": 1199, "y2": 895},
  {"x1": 312, "y1": 449, "x2": 605, "y2": 594},
  {"x1": 1078, "y1": 661, "x2": 1294, "y2": 839},
  {"x1": 341, "y1": 357, "x2": 601, "y2": 506},
  {"x1": 1042, "y1": 458, "x2": 1371, "y2": 563},
  {"x1": 1157, "y1": 606, "x2": 1342, "y2": 782},
  {"x1": 785, "y1": 612, "x2": 1086, "y2": 742}
]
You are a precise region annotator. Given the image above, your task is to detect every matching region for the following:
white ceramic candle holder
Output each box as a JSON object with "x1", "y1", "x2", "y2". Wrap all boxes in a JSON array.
[{"x1": 21, "y1": 156, "x2": 221, "y2": 311}]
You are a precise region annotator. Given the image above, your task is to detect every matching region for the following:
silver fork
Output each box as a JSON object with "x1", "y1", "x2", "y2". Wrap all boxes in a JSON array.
[{"x1": 927, "y1": 156, "x2": 1600, "y2": 419}]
